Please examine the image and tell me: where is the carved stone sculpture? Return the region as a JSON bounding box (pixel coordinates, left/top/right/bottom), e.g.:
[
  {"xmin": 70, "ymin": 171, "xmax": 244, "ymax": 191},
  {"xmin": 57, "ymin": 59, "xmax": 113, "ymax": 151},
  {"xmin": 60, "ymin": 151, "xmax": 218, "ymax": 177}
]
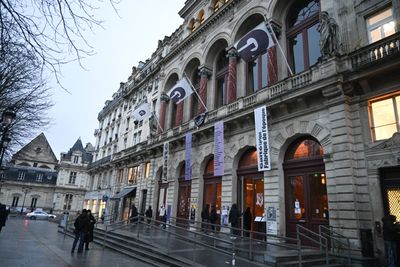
[{"xmin": 318, "ymin": 11, "xmax": 339, "ymax": 59}]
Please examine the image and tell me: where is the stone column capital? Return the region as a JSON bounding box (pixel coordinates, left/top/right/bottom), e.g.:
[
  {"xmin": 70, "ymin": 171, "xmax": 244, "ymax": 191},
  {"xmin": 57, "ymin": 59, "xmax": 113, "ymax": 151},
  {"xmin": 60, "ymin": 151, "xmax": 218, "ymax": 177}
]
[
  {"xmin": 198, "ymin": 66, "xmax": 212, "ymax": 78},
  {"xmin": 226, "ymin": 47, "xmax": 238, "ymax": 59}
]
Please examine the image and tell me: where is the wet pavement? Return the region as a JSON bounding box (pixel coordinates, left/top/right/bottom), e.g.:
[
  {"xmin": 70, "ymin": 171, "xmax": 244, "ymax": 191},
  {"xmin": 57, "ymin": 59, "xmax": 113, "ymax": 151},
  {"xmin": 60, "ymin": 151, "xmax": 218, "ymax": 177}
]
[{"xmin": 0, "ymin": 217, "xmax": 151, "ymax": 267}]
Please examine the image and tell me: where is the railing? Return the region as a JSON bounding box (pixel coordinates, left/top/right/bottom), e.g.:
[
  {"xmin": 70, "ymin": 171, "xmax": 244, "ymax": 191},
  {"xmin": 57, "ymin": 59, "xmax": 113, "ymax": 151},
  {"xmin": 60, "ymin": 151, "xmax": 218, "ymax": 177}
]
[
  {"xmin": 296, "ymin": 224, "xmax": 329, "ymax": 267},
  {"xmin": 350, "ymin": 32, "xmax": 400, "ymax": 69},
  {"xmin": 319, "ymin": 225, "xmax": 355, "ymax": 266}
]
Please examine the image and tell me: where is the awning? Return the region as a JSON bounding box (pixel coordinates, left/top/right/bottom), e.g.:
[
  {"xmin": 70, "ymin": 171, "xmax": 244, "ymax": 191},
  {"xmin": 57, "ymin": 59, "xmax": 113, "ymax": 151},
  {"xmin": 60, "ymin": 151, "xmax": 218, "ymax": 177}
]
[{"xmin": 110, "ymin": 187, "xmax": 136, "ymax": 200}]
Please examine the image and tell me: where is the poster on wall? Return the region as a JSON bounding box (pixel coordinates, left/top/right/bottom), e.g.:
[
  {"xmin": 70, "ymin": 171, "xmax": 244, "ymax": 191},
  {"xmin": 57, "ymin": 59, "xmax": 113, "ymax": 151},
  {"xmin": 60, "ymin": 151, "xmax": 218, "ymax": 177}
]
[
  {"xmin": 266, "ymin": 207, "xmax": 277, "ymax": 235},
  {"xmin": 214, "ymin": 121, "xmax": 224, "ymax": 176},
  {"xmin": 185, "ymin": 133, "xmax": 192, "ymax": 180},
  {"xmin": 254, "ymin": 106, "xmax": 271, "ymax": 171},
  {"xmin": 162, "ymin": 142, "xmax": 169, "ymax": 182}
]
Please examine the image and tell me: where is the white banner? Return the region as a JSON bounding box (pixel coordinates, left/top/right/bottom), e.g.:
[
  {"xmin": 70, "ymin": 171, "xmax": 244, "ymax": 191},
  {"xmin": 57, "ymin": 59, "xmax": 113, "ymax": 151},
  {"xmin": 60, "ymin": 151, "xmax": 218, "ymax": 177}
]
[
  {"xmin": 167, "ymin": 77, "xmax": 194, "ymax": 104},
  {"xmin": 214, "ymin": 121, "xmax": 224, "ymax": 176},
  {"xmin": 254, "ymin": 106, "xmax": 271, "ymax": 171},
  {"xmin": 131, "ymin": 103, "xmax": 151, "ymax": 121},
  {"xmin": 162, "ymin": 142, "xmax": 169, "ymax": 181}
]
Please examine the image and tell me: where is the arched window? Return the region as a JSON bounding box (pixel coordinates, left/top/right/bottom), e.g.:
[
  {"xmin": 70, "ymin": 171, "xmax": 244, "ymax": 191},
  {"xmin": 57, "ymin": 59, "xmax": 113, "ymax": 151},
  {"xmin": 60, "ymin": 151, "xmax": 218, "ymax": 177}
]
[
  {"xmin": 287, "ymin": 0, "xmax": 320, "ymax": 74},
  {"xmin": 238, "ymin": 148, "xmax": 258, "ymax": 169},
  {"xmin": 213, "ymin": 0, "xmax": 223, "ymax": 12},
  {"xmin": 189, "ymin": 19, "xmax": 196, "ymax": 32},
  {"xmin": 198, "ymin": 10, "xmax": 205, "ymax": 25},
  {"xmin": 285, "ymin": 137, "xmax": 323, "ymax": 161},
  {"xmin": 215, "ymin": 49, "xmax": 228, "ymax": 108}
]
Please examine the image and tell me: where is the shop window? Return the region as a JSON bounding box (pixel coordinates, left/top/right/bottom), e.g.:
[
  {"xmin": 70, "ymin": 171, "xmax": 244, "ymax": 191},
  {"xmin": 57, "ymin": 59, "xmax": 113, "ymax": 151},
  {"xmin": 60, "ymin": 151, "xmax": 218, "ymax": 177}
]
[
  {"xmin": 215, "ymin": 50, "xmax": 228, "ymax": 108},
  {"xmin": 366, "ymin": 7, "xmax": 395, "ymax": 43},
  {"xmin": 287, "ymin": 0, "xmax": 320, "ymax": 74},
  {"xmin": 369, "ymin": 93, "xmax": 400, "ymax": 141}
]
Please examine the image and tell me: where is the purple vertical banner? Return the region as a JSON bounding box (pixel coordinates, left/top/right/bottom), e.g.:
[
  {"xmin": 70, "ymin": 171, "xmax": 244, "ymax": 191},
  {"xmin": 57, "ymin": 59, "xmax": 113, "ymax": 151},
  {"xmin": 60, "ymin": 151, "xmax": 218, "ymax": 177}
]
[
  {"xmin": 214, "ymin": 121, "xmax": 224, "ymax": 176},
  {"xmin": 185, "ymin": 132, "xmax": 192, "ymax": 180}
]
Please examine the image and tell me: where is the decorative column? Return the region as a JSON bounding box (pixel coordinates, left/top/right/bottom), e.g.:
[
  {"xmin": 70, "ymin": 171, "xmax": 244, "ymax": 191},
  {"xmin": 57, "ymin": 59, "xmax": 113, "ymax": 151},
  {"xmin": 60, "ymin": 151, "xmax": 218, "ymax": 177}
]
[
  {"xmin": 158, "ymin": 93, "xmax": 169, "ymax": 133},
  {"xmin": 197, "ymin": 67, "xmax": 211, "ymax": 115},
  {"xmin": 175, "ymin": 102, "xmax": 184, "ymax": 126},
  {"xmin": 267, "ymin": 46, "xmax": 278, "ymax": 85},
  {"xmin": 226, "ymin": 48, "xmax": 238, "ymax": 104}
]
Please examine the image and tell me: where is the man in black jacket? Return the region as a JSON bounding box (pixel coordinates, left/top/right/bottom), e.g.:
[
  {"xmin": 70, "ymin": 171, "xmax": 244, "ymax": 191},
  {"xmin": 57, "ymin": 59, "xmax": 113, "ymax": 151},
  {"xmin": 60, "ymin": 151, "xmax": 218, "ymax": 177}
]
[{"xmin": 71, "ymin": 209, "xmax": 90, "ymax": 253}]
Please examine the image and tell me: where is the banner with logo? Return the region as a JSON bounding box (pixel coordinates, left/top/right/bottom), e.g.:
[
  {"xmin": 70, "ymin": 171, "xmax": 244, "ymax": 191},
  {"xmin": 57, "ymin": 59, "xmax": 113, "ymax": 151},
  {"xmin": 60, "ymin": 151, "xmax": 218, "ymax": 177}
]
[
  {"xmin": 254, "ymin": 106, "xmax": 271, "ymax": 171},
  {"xmin": 214, "ymin": 121, "xmax": 224, "ymax": 176},
  {"xmin": 185, "ymin": 133, "xmax": 192, "ymax": 181},
  {"xmin": 162, "ymin": 142, "xmax": 169, "ymax": 181},
  {"xmin": 131, "ymin": 102, "xmax": 151, "ymax": 121},
  {"xmin": 167, "ymin": 77, "xmax": 194, "ymax": 104},
  {"xmin": 234, "ymin": 22, "xmax": 275, "ymax": 62}
]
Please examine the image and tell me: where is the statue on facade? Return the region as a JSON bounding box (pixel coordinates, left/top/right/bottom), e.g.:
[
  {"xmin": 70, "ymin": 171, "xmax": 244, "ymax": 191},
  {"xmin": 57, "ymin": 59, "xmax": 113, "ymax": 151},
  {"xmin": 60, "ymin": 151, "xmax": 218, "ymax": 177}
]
[{"xmin": 318, "ymin": 11, "xmax": 339, "ymax": 59}]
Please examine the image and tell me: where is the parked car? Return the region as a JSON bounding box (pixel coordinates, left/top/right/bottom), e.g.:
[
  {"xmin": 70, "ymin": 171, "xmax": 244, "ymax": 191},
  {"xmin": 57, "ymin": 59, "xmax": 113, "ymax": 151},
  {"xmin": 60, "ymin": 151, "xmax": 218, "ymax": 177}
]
[{"xmin": 26, "ymin": 211, "xmax": 56, "ymax": 220}]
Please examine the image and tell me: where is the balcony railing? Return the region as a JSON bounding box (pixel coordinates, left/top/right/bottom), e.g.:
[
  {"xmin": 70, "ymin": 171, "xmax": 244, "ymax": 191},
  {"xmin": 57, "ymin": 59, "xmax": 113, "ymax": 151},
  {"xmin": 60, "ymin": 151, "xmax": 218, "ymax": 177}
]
[
  {"xmin": 350, "ymin": 32, "xmax": 400, "ymax": 69},
  {"xmin": 87, "ymin": 155, "xmax": 111, "ymax": 169}
]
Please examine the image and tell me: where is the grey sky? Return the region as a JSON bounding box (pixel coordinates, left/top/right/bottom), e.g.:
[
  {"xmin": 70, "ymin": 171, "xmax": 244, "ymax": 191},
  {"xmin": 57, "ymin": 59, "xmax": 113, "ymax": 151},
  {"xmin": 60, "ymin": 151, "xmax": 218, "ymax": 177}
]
[{"xmin": 44, "ymin": 1, "xmax": 186, "ymax": 158}]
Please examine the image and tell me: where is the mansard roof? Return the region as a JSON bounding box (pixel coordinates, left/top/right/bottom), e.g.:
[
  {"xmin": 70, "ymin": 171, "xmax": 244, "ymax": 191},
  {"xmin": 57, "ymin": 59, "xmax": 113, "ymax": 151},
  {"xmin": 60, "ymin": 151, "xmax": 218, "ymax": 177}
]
[
  {"xmin": 61, "ymin": 138, "xmax": 93, "ymax": 163},
  {"xmin": 12, "ymin": 133, "xmax": 58, "ymax": 164}
]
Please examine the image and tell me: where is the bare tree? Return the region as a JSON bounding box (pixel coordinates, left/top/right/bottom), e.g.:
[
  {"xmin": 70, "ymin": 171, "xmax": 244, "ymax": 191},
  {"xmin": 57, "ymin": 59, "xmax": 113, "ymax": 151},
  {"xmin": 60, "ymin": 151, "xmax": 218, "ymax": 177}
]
[
  {"xmin": 0, "ymin": 0, "xmax": 118, "ymax": 83},
  {"xmin": 0, "ymin": 36, "xmax": 52, "ymax": 158}
]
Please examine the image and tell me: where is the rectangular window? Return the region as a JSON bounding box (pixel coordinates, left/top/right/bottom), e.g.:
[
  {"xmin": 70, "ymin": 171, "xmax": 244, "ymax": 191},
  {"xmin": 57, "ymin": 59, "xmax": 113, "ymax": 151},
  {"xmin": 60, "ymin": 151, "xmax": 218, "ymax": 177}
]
[
  {"xmin": 63, "ymin": 194, "xmax": 73, "ymax": 210},
  {"xmin": 145, "ymin": 162, "xmax": 151, "ymax": 178},
  {"xmin": 18, "ymin": 171, "xmax": 25, "ymax": 180},
  {"xmin": 69, "ymin": 172, "xmax": 77, "ymax": 184},
  {"xmin": 366, "ymin": 7, "xmax": 395, "ymax": 43},
  {"xmin": 36, "ymin": 173, "xmax": 43, "ymax": 182},
  {"xmin": 12, "ymin": 196, "xmax": 19, "ymax": 207},
  {"xmin": 73, "ymin": 156, "xmax": 79, "ymax": 164},
  {"xmin": 128, "ymin": 166, "xmax": 140, "ymax": 184},
  {"xmin": 369, "ymin": 93, "xmax": 400, "ymax": 141},
  {"xmin": 30, "ymin": 197, "xmax": 38, "ymax": 208}
]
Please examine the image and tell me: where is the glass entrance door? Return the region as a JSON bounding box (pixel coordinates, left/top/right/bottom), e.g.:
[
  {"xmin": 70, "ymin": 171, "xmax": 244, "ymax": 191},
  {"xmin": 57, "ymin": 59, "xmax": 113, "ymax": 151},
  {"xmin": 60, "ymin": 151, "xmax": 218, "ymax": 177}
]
[
  {"xmin": 177, "ymin": 181, "xmax": 191, "ymax": 226},
  {"xmin": 204, "ymin": 178, "xmax": 222, "ymax": 226}
]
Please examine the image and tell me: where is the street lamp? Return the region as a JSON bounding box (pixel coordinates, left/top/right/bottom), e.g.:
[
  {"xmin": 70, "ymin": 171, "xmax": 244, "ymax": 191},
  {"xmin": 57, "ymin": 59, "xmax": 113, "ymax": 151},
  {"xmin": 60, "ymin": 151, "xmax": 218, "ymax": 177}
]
[
  {"xmin": 21, "ymin": 186, "xmax": 32, "ymax": 215},
  {"xmin": 0, "ymin": 108, "xmax": 16, "ymax": 168}
]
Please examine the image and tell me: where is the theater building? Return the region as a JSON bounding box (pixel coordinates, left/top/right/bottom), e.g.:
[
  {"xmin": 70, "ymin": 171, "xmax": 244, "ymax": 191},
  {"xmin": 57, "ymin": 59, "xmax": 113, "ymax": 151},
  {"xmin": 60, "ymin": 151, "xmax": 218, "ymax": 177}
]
[{"xmin": 92, "ymin": 0, "xmax": 400, "ymax": 258}]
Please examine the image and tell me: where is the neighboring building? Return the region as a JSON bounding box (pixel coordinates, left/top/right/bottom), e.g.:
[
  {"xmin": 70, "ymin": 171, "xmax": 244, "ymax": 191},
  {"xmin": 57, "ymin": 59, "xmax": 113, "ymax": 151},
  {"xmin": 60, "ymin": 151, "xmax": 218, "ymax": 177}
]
[
  {"xmin": 0, "ymin": 133, "xmax": 58, "ymax": 212},
  {"xmin": 88, "ymin": 0, "xmax": 400, "ymax": 263},
  {"xmin": 54, "ymin": 138, "xmax": 93, "ymax": 216}
]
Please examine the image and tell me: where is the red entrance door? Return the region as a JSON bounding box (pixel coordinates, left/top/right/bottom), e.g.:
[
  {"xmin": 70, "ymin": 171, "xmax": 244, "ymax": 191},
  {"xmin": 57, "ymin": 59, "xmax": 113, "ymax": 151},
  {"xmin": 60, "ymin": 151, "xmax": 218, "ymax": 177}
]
[{"xmin": 283, "ymin": 137, "xmax": 329, "ymax": 240}]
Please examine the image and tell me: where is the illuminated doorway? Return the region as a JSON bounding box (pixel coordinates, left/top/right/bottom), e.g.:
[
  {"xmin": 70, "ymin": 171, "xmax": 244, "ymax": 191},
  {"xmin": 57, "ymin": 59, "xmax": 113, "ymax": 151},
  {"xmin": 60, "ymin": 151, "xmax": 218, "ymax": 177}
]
[
  {"xmin": 203, "ymin": 157, "xmax": 222, "ymax": 228},
  {"xmin": 177, "ymin": 164, "xmax": 191, "ymax": 226},
  {"xmin": 283, "ymin": 137, "xmax": 329, "ymax": 238}
]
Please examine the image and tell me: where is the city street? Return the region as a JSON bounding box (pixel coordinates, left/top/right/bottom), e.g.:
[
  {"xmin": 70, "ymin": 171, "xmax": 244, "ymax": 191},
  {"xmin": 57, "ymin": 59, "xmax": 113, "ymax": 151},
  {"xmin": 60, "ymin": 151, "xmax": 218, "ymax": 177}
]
[{"xmin": 0, "ymin": 217, "xmax": 151, "ymax": 267}]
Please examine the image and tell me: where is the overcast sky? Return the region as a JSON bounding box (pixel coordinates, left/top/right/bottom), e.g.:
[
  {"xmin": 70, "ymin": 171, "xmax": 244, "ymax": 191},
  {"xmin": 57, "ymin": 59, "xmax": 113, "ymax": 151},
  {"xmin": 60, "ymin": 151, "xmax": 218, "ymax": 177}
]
[{"xmin": 44, "ymin": 1, "xmax": 186, "ymax": 158}]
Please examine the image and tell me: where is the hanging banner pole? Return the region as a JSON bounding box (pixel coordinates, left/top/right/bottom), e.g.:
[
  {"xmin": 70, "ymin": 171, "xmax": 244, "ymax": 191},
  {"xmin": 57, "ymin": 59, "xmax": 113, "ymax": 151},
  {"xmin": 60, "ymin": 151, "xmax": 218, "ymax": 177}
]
[{"xmin": 183, "ymin": 72, "xmax": 208, "ymax": 112}]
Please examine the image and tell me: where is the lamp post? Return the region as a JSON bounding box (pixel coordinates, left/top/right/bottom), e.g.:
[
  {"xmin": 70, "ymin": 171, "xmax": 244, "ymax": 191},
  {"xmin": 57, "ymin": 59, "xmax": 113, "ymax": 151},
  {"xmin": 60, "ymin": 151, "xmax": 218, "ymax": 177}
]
[
  {"xmin": 0, "ymin": 108, "xmax": 16, "ymax": 167},
  {"xmin": 21, "ymin": 186, "xmax": 32, "ymax": 215}
]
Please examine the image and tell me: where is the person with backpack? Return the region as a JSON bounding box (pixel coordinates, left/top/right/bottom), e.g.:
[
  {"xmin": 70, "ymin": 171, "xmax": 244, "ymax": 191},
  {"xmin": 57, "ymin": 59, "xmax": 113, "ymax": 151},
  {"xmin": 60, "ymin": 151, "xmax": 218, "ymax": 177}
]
[{"xmin": 71, "ymin": 209, "xmax": 90, "ymax": 253}]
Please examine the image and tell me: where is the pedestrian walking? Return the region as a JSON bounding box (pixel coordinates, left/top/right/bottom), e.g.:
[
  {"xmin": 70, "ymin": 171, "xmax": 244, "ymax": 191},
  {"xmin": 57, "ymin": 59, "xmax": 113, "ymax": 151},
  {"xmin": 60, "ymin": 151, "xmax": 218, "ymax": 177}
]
[
  {"xmin": 145, "ymin": 206, "xmax": 153, "ymax": 227},
  {"xmin": 243, "ymin": 207, "xmax": 252, "ymax": 237},
  {"xmin": 130, "ymin": 204, "xmax": 138, "ymax": 224},
  {"xmin": 0, "ymin": 203, "xmax": 9, "ymax": 233},
  {"xmin": 382, "ymin": 215, "xmax": 400, "ymax": 267},
  {"xmin": 85, "ymin": 209, "xmax": 96, "ymax": 250},
  {"xmin": 201, "ymin": 204, "xmax": 210, "ymax": 233},
  {"xmin": 159, "ymin": 205, "xmax": 166, "ymax": 229},
  {"xmin": 210, "ymin": 205, "xmax": 218, "ymax": 233},
  {"xmin": 229, "ymin": 204, "xmax": 241, "ymax": 237},
  {"xmin": 71, "ymin": 209, "xmax": 90, "ymax": 253}
]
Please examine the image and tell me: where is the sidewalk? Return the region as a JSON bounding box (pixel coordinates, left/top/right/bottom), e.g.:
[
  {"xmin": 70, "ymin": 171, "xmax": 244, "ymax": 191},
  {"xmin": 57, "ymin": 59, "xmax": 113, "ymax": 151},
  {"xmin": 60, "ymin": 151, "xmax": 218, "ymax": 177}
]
[{"xmin": 0, "ymin": 217, "xmax": 152, "ymax": 267}]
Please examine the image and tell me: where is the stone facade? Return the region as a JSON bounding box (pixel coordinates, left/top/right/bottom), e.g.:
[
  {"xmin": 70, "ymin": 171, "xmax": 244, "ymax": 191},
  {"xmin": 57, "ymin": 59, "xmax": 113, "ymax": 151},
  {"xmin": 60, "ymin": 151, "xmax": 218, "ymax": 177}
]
[{"xmin": 88, "ymin": 0, "xmax": 400, "ymax": 262}]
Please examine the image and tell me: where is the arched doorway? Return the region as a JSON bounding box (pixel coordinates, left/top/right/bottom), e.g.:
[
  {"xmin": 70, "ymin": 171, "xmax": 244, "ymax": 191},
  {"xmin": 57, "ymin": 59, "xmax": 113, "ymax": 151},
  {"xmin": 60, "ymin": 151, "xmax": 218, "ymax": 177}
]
[
  {"xmin": 203, "ymin": 157, "xmax": 222, "ymax": 227},
  {"xmin": 237, "ymin": 148, "xmax": 264, "ymax": 233},
  {"xmin": 283, "ymin": 137, "xmax": 329, "ymax": 238},
  {"xmin": 177, "ymin": 164, "xmax": 191, "ymax": 226}
]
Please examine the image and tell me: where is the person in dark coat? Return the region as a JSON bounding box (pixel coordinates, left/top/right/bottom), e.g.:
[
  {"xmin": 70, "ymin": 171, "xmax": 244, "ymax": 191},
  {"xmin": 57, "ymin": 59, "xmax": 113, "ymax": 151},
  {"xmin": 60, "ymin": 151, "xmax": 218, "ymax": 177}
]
[
  {"xmin": 71, "ymin": 209, "xmax": 90, "ymax": 253},
  {"xmin": 145, "ymin": 206, "xmax": 153, "ymax": 227},
  {"xmin": 229, "ymin": 204, "xmax": 241, "ymax": 237},
  {"xmin": 0, "ymin": 204, "xmax": 8, "ymax": 233},
  {"xmin": 243, "ymin": 207, "xmax": 252, "ymax": 237},
  {"xmin": 382, "ymin": 215, "xmax": 400, "ymax": 267},
  {"xmin": 201, "ymin": 204, "xmax": 210, "ymax": 233},
  {"xmin": 85, "ymin": 209, "xmax": 96, "ymax": 250},
  {"xmin": 130, "ymin": 204, "xmax": 138, "ymax": 224},
  {"xmin": 209, "ymin": 205, "xmax": 218, "ymax": 233}
]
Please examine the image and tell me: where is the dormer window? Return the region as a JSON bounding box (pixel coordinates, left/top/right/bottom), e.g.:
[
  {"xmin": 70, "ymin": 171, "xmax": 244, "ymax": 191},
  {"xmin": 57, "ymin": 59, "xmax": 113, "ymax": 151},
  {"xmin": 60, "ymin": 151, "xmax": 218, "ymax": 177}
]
[{"xmin": 73, "ymin": 156, "xmax": 79, "ymax": 164}]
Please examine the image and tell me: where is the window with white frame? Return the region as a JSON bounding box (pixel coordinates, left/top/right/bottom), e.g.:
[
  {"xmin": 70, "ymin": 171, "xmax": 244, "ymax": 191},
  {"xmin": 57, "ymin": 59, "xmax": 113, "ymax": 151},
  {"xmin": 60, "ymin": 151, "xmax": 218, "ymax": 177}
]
[
  {"xmin": 69, "ymin": 171, "xmax": 77, "ymax": 184},
  {"xmin": 73, "ymin": 155, "xmax": 79, "ymax": 164},
  {"xmin": 366, "ymin": 7, "xmax": 396, "ymax": 43},
  {"xmin": 18, "ymin": 171, "xmax": 26, "ymax": 180},
  {"xmin": 369, "ymin": 92, "xmax": 400, "ymax": 141},
  {"xmin": 63, "ymin": 194, "xmax": 73, "ymax": 210},
  {"xmin": 36, "ymin": 173, "xmax": 43, "ymax": 182}
]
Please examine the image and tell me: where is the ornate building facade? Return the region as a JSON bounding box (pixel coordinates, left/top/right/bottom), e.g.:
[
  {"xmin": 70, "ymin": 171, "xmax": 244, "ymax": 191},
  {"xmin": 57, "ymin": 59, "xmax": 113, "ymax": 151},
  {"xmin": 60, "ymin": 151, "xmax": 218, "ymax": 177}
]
[{"xmin": 89, "ymin": 0, "xmax": 400, "ymax": 260}]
